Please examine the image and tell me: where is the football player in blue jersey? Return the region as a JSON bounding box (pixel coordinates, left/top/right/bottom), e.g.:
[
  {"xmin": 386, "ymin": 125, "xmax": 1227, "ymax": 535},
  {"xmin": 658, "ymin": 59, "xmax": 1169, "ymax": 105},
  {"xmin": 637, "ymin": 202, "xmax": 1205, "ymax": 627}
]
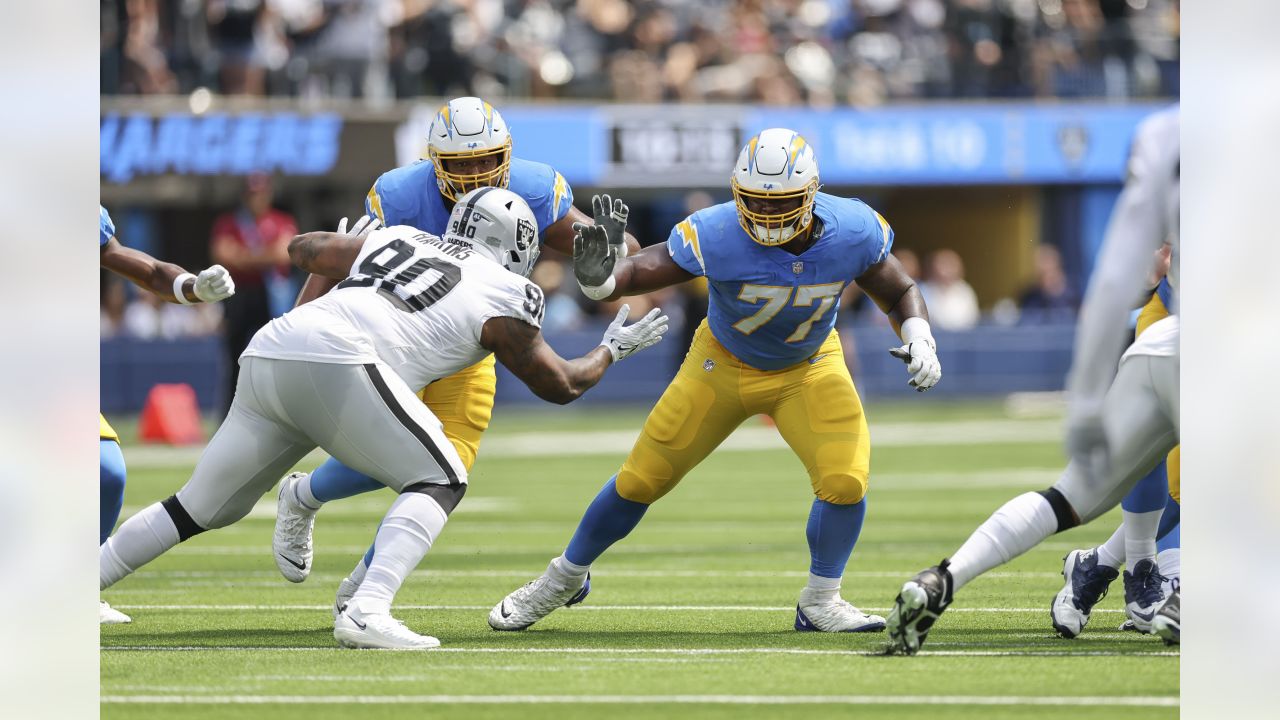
[
  {"xmin": 99, "ymin": 205, "xmax": 235, "ymax": 623},
  {"xmin": 272, "ymin": 97, "xmax": 643, "ymax": 612},
  {"xmin": 488, "ymin": 128, "xmax": 942, "ymax": 633}
]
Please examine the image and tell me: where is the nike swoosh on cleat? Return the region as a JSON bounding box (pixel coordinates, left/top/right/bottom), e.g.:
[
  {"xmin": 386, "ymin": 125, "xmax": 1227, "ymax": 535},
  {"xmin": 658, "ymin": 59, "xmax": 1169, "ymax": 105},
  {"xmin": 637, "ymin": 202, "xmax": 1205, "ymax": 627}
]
[
  {"xmin": 278, "ymin": 554, "xmax": 307, "ymax": 571},
  {"xmin": 808, "ymin": 354, "xmax": 829, "ymax": 364},
  {"xmin": 349, "ymin": 614, "xmax": 366, "ymax": 630},
  {"xmin": 1130, "ymin": 609, "xmax": 1156, "ymax": 622},
  {"xmin": 500, "ymin": 601, "xmax": 513, "ymax": 619}
]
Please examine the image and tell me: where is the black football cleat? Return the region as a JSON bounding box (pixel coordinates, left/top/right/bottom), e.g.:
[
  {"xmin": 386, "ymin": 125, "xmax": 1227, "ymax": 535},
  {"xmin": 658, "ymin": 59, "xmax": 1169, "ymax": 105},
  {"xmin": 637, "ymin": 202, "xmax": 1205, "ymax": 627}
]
[{"xmin": 886, "ymin": 559, "xmax": 955, "ymax": 655}]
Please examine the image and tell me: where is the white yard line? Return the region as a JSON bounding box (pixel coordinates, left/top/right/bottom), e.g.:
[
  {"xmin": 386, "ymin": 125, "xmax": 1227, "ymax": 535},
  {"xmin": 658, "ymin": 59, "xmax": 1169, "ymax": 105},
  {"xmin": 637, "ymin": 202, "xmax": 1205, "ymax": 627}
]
[
  {"xmin": 130, "ymin": 568, "xmax": 1062, "ymax": 580},
  {"xmin": 112, "ymin": 603, "xmax": 1121, "ymax": 613},
  {"xmin": 124, "ymin": 419, "xmax": 1061, "ymax": 468},
  {"xmin": 100, "ymin": 693, "xmax": 1175, "ymax": 707},
  {"xmin": 101, "ymin": 646, "xmax": 1177, "ymax": 659}
]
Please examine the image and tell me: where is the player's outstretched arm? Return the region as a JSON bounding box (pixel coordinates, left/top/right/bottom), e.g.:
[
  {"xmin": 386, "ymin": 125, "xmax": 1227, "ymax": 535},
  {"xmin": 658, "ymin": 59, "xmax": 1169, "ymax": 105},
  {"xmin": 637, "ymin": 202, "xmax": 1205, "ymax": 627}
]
[
  {"xmin": 482, "ymin": 305, "xmax": 668, "ymax": 405},
  {"xmin": 573, "ymin": 223, "xmax": 694, "ymax": 301},
  {"xmin": 100, "ymin": 237, "xmax": 235, "ymax": 304},
  {"xmin": 292, "ymin": 216, "xmax": 382, "ymax": 306},
  {"xmin": 857, "ymin": 254, "xmax": 942, "ymax": 392}
]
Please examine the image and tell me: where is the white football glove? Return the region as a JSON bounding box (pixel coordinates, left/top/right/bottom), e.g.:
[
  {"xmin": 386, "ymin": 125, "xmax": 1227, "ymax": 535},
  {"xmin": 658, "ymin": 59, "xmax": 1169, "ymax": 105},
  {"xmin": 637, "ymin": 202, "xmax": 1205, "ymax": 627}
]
[
  {"xmin": 193, "ymin": 265, "xmax": 235, "ymax": 303},
  {"xmin": 888, "ymin": 338, "xmax": 941, "ymax": 392},
  {"xmin": 600, "ymin": 305, "xmax": 669, "ymax": 362},
  {"xmin": 337, "ymin": 214, "xmax": 382, "ymax": 239},
  {"xmin": 1065, "ymin": 400, "xmax": 1109, "ymax": 484}
]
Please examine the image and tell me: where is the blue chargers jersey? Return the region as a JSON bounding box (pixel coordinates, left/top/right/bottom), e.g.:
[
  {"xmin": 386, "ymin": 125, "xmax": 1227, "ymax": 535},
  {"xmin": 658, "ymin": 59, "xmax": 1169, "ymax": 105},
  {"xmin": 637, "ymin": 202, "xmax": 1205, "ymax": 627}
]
[
  {"xmin": 100, "ymin": 205, "xmax": 115, "ymax": 247},
  {"xmin": 667, "ymin": 193, "xmax": 894, "ymax": 370},
  {"xmin": 364, "ymin": 157, "xmax": 574, "ymax": 238}
]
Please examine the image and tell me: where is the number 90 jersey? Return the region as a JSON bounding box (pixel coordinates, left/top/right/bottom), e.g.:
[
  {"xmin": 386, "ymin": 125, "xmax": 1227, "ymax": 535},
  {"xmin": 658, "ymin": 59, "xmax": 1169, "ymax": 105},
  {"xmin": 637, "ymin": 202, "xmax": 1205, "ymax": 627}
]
[
  {"xmin": 243, "ymin": 225, "xmax": 545, "ymax": 390},
  {"xmin": 667, "ymin": 193, "xmax": 893, "ymax": 370}
]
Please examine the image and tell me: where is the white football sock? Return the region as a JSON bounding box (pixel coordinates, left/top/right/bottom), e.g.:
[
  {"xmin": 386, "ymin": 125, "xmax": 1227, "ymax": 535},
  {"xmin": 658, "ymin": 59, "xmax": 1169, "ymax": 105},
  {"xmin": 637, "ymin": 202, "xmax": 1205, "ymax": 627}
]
[
  {"xmin": 948, "ymin": 492, "xmax": 1059, "ymax": 590},
  {"xmin": 1123, "ymin": 509, "xmax": 1161, "ymax": 569},
  {"xmin": 804, "ymin": 573, "xmax": 841, "ymax": 599},
  {"xmin": 100, "ymin": 502, "xmax": 180, "ymax": 590},
  {"xmin": 295, "ymin": 474, "xmax": 323, "ymax": 511},
  {"xmin": 547, "ymin": 554, "xmax": 590, "ymax": 584},
  {"xmin": 1096, "ymin": 523, "xmax": 1126, "ymax": 569},
  {"xmin": 1157, "ymin": 547, "xmax": 1180, "ymax": 582},
  {"xmin": 351, "ymin": 493, "xmax": 448, "ymax": 615}
]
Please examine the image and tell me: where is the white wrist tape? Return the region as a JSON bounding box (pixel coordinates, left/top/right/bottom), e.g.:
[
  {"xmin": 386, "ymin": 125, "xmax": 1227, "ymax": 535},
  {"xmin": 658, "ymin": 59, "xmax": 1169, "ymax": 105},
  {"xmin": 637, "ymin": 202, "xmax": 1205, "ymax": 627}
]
[
  {"xmin": 173, "ymin": 273, "xmax": 197, "ymax": 304},
  {"xmin": 578, "ymin": 275, "xmax": 617, "ymax": 301},
  {"xmin": 900, "ymin": 316, "xmax": 935, "ymax": 349}
]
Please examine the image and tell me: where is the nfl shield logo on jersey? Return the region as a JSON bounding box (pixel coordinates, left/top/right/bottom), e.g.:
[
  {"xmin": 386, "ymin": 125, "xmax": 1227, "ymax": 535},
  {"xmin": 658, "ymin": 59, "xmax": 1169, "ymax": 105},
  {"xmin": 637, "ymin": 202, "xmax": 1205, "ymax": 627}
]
[
  {"xmin": 703, "ymin": 359, "xmax": 715, "ymax": 372},
  {"xmin": 792, "ymin": 261, "xmax": 804, "ymax": 275}
]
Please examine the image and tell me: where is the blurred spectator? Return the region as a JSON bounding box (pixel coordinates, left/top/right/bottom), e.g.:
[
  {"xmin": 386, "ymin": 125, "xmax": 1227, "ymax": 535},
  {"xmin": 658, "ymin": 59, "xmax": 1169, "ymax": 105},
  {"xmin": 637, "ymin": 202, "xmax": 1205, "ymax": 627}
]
[
  {"xmin": 920, "ymin": 248, "xmax": 979, "ymax": 330},
  {"xmin": 120, "ymin": 291, "xmax": 225, "ymax": 340},
  {"xmin": 531, "ymin": 258, "xmax": 586, "ymax": 331},
  {"xmin": 210, "ymin": 174, "xmax": 297, "ymax": 411},
  {"xmin": 101, "ymin": 277, "xmax": 128, "ymax": 339},
  {"xmin": 103, "ymin": 0, "xmax": 1178, "ymax": 103},
  {"xmin": 1017, "ymin": 244, "xmax": 1079, "ymax": 324}
]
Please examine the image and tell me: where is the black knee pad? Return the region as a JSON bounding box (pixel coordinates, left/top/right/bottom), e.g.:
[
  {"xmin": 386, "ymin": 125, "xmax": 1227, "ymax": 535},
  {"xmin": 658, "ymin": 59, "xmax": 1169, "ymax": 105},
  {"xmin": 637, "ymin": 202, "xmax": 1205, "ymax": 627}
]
[
  {"xmin": 1037, "ymin": 487, "xmax": 1081, "ymax": 533},
  {"xmin": 402, "ymin": 482, "xmax": 467, "ymax": 515},
  {"xmin": 161, "ymin": 495, "xmax": 208, "ymax": 542}
]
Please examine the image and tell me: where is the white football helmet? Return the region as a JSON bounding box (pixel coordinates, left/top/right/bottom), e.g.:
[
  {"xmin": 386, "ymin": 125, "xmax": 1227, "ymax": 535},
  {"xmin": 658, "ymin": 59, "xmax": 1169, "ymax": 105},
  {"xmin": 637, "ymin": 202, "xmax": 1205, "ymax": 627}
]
[
  {"xmin": 427, "ymin": 96, "xmax": 513, "ymax": 202},
  {"xmin": 445, "ymin": 187, "xmax": 541, "ymax": 278},
  {"xmin": 731, "ymin": 128, "xmax": 820, "ymax": 246}
]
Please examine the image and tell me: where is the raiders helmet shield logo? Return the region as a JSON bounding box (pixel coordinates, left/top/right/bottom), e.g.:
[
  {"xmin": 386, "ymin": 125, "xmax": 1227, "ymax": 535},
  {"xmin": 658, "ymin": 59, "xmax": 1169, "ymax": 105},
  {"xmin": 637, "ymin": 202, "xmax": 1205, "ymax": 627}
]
[{"xmin": 515, "ymin": 217, "xmax": 536, "ymax": 251}]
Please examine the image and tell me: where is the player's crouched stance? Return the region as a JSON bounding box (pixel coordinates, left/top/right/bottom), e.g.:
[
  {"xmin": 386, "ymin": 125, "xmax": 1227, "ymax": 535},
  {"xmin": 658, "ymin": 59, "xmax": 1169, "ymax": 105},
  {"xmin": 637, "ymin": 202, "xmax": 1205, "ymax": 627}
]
[
  {"xmin": 490, "ymin": 129, "xmax": 942, "ymax": 634},
  {"xmin": 99, "ymin": 189, "xmax": 667, "ymax": 650}
]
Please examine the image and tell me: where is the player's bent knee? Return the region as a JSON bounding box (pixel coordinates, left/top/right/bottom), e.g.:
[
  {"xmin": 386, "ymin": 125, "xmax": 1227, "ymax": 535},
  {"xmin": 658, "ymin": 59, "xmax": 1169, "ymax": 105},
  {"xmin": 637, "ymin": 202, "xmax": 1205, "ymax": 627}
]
[
  {"xmin": 815, "ymin": 472, "xmax": 867, "ymax": 505},
  {"xmin": 161, "ymin": 495, "xmax": 209, "ymax": 540},
  {"xmin": 403, "ymin": 481, "xmax": 467, "ymax": 515}
]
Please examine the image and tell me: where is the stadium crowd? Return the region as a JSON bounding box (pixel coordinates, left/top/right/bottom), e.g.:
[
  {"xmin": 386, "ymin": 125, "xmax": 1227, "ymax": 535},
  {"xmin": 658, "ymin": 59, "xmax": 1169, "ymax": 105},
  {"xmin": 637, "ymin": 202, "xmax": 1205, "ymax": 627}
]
[{"xmin": 103, "ymin": 0, "xmax": 1178, "ymax": 104}]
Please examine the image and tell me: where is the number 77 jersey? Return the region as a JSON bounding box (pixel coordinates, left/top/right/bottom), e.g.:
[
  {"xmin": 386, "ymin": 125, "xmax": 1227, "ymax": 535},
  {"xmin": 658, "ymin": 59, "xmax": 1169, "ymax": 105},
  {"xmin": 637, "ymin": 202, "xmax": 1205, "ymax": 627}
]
[
  {"xmin": 243, "ymin": 225, "xmax": 545, "ymax": 390},
  {"xmin": 668, "ymin": 193, "xmax": 894, "ymax": 370}
]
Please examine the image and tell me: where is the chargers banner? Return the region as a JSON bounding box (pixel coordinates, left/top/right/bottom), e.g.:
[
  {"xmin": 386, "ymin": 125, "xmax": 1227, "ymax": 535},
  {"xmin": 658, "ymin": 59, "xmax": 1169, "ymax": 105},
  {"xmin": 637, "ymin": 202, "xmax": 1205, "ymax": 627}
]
[{"xmin": 397, "ymin": 102, "xmax": 1168, "ymax": 187}]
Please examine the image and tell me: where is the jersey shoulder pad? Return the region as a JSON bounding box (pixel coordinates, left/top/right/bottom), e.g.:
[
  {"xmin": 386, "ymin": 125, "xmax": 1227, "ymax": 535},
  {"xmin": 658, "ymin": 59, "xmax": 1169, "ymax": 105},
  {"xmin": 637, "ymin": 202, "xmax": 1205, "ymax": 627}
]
[
  {"xmin": 822, "ymin": 194, "xmax": 893, "ymax": 268},
  {"xmin": 509, "ymin": 158, "xmax": 573, "ymax": 230},
  {"xmin": 473, "ymin": 262, "xmax": 545, "ymax": 330},
  {"xmin": 368, "ymin": 161, "xmax": 434, "ymax": 224},
  {"xmin": 99, "ymin": 205, "xmax": 115, "ymax": 247},
  {"xmin": 667, "ymin": 202, "xmax": 738, "ymax": 278}
]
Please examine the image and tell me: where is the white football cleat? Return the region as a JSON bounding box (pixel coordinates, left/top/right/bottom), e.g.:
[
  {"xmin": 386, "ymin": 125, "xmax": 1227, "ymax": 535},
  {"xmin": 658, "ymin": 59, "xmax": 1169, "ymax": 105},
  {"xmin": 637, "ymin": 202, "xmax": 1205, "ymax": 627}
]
[
  {"xmin": 273, "ymin": 472, "xmax": 317, "ymax": 583},
  {"xmin": 795, "ymin": 588, "xmax": 885, "ymax": 633},
  {"xmin": 1050, "ymin": 548, "xmax": 1119, "ymax": 638},
  {"xmin": 333, "ymin": 598, "xmax": 439, "ymax": 650},
  {"xmin": 488, "ymin": 572, "xmax": 591, "ymax": 631},
  {"xmin": 1122, "ymin": 559, "xmax": 1168, "ymax": 634},
  {"xmin": 332, "ymin": 576, "xmax": 361, "ymax": 621},
  {"xmin": 100, "ymin": 600, "xmax": 131, "ymax": 625}
]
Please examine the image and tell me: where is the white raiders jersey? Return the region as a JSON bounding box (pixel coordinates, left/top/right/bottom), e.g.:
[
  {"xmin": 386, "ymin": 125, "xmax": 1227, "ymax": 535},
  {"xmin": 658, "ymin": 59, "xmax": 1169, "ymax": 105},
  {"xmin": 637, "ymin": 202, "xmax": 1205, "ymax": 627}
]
[
  {"xmin": 1122, "ymin": 107, "xmax": 1180, "ymax": 362},
  {"xmin": 243, "ymin": 225, "xmax": 545, "ymax": 390}
]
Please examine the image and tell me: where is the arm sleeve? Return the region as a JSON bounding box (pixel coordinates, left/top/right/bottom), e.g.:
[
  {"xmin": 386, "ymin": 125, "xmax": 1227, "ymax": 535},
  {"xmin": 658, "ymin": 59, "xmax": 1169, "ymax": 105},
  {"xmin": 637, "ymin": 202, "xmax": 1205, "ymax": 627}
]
[
  {"xmin": 870, "ymin": 208, "xmax": 895, "ymax": 264},
  {"xmin": 665, "ymin": 215, "xmax": 707, "ymax": 277},
  {"xmin": 99, "ymin": 206, "xmax": 115, "ymax": 247},
  {"xmin": 1066, "ymin": 121, "xmax": 1174, "ymax": 407},
  {"xmin": 365, "ymin": 178, "xmax": 387, "ymax": 224},
  {"xmin": 525, "ymin": 168, "xmax": 575, "ymax": 232}
]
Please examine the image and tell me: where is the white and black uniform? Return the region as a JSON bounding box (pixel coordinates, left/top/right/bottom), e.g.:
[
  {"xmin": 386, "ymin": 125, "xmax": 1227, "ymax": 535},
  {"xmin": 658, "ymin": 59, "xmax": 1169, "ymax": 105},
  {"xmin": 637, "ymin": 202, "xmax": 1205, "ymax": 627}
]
[
  {"xmin": 1056, "ymin": 107, "xmax": 1180, "ymax": 521},
  {"xmin": 177, "ymin": 225, "xmax": 544, "ymax": 529}
]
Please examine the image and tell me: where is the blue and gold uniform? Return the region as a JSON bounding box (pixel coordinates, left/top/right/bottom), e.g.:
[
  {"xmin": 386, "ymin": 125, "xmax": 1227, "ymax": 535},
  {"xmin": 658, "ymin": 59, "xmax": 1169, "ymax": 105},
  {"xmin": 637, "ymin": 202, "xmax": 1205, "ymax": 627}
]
[
  {"xmin": 99, "ymin": 206, "xmax": 126, "ymax": 543},
  {"xmin": 353, "ymin": 158, "xmax": 573, "ymax": 470},
  {"xmin": 615, "ymin": 193, "xmax": 893, "ymax": 506}
]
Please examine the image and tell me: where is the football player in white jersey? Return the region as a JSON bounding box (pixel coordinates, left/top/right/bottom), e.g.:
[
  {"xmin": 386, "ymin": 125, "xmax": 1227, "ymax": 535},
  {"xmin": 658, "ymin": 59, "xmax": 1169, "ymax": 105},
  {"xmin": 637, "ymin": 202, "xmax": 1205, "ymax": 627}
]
[
  {"xmin": 99, "ymin": 188, "xmax": 668, "ymax": 650},
  {"xmin": 887, "ymin": 107, "xmax": 1180, "ymax": 653}
]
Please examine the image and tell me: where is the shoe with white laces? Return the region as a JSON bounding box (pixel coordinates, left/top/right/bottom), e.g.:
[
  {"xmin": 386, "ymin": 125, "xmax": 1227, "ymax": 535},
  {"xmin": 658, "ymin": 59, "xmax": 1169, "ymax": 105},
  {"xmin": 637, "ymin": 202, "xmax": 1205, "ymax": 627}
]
[
  {"xmin": 795, "ymin": 589, "xmax": 885, "ymax": 633},
  {"xmin": 273, "ymin": 472, "xmax": 316, "ymax": 583},
  {"xmin": 488, "ymin": 572, "xmax": 591, "ymax": 631},
  {"xmin": 332, "ymin": 576, "xmax": 361, "ymax": 621},
  {"xmin": 100, "ymin": 600, "xmax": 131, "ymax": 625},
  {"xmin": 1122, "ymin": 559, "xmax": 1169, "ymax": 634},
  {"xmin": 1051, "ymin": 548, "xmax": 1119, "ymax": 638},
  {"xmin": 333, "ymin": 598, "xmax": 440, "ymax": 650}
]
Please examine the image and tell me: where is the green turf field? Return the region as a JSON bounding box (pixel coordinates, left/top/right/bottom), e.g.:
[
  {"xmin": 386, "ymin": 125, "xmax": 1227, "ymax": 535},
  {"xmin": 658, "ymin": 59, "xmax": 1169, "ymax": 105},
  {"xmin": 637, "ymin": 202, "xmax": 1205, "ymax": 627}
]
[{"xmin": 100, "ymin": 400, "xmax": 1178, "ymax": 718}]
